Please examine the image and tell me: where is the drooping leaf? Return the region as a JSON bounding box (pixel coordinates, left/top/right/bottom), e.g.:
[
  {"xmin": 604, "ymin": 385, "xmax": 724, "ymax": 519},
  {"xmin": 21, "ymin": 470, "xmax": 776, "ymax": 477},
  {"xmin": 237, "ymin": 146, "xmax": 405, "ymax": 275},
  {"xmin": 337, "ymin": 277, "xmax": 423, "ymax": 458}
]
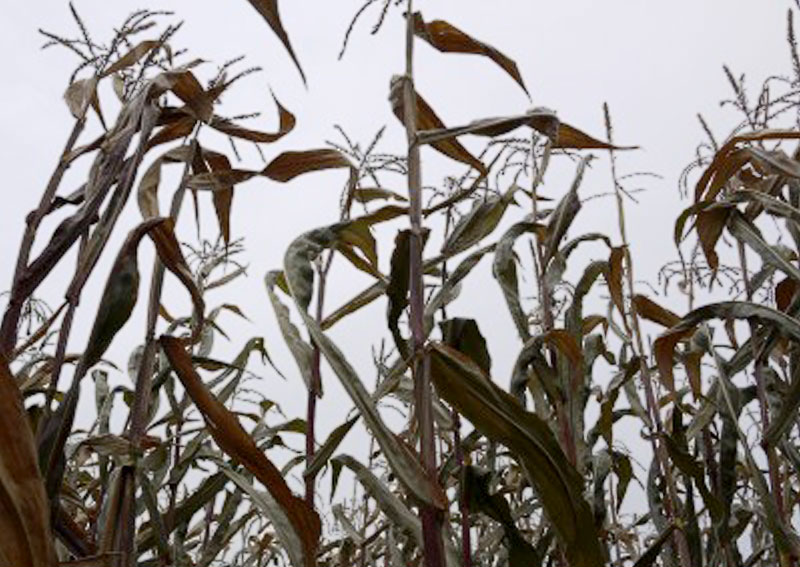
[
  {"xmin": 440, "ymin": 318, "xmax": 492, "ymax": 375},
  {"xmin": 389, "ymin": 77, "xmax": 486, "ymax": 174},
  {"xmin": 415, "ymin": 108, "xmax": 637, "ymax": 151},
  {"xmin": 334, "ymin": 455, "xmax": 460, "ymax": 567},
  {"xmin": 209, "ymin": 92, "xmax": 296, "ymax": 143},
  {"xmin": 64, "ymin": 77, "xmax": 98, "ymax": 119},
  {"xmin": 282, "ymin": 223, "xmax": 447, "ymax": 510},
  {"xmin": 147, "ymin": 219, "xmax": 205, "ymax": 339},
  {"xmin": 244, "ymin": 0, "xmax": 306, "ymax": 84},
  {"xmin": 263, "ymin": 149, "xmax": 354, "ymax": 182},
  {"xmin": 387, "ymin": 230, "xmax": 413, "ymax": 358},
  {"xmin": 542, "ymin": 158, "xmax": 590, "ymax": 265},
  {"xmin": 694, "ymin": 129, "xmax": 800, "ymax": 202},
  {"xmin": 632, "ymin": 295, "xmax": 681, "ymax": 328},
  {"xmin": 265, "ymin": 272, "xmax": 315, "ymax": 391},
  {"xmin": 429, "ymin": 343, "xmax": 606, "ymax": 567},
  {"xmin": 411, "ymin": 12, "xmax": 529, "ymax": 95},
  {"xmin": 492, "ymin": 221, "xmax": 538, "ymax": 341},
  {"xmin": 160, "ymin": 336, "xmax": 320, "ymax": 567},
  {"xmin": 655, "ymin": 301, "xmax": 800, "ymax": 392},
  {"xmin": 0, "ymin": 355, "xmax": 54, "ymax": 567}
]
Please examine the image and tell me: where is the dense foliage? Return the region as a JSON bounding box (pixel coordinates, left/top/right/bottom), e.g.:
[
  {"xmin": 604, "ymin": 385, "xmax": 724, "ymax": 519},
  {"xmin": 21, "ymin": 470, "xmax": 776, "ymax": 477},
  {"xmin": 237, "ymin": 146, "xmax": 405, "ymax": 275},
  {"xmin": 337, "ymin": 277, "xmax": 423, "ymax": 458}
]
[{"xmin": 3, "ymin": 2, "xmax": 800, "ymax": 567}]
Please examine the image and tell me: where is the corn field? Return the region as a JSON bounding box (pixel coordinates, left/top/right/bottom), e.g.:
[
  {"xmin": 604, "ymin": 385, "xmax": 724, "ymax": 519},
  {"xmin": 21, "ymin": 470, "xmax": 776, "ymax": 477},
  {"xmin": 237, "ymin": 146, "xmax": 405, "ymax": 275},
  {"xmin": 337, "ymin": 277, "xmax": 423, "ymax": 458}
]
[{"xmin": 3, "ymin": 2, "xmax": 800, "ymax": 567}]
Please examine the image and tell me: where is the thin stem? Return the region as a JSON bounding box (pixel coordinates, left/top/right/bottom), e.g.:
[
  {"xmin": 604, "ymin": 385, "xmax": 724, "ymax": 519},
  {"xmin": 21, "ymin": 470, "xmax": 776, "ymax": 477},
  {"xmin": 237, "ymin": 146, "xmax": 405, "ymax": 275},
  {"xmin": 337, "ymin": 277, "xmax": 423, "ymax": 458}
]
[
  {"xmin": 0, "ymin": 116, "xmax": 87, "ymax": 355},
  {"xmin": 402, "ymin": 2, "xmax": 444, "ymax": 566},
  {"xmin": 604, "ymin": 103, "xmax": 692, "ymax": 567}
]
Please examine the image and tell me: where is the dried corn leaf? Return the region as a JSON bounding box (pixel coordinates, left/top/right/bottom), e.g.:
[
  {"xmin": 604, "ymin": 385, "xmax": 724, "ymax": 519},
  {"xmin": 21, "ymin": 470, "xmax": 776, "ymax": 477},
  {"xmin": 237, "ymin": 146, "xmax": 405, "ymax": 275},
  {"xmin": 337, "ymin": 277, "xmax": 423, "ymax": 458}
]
[
  {"xmin": 411, "ymin": 12, "xmax": 528, "ymax": 95},
  {"xmin": 161, "ymin": 336, "xmax": 320, "ymax": 567},
  {"xmin": 0, "ymin": 355, "xmax": 54, "ymax": 567}
]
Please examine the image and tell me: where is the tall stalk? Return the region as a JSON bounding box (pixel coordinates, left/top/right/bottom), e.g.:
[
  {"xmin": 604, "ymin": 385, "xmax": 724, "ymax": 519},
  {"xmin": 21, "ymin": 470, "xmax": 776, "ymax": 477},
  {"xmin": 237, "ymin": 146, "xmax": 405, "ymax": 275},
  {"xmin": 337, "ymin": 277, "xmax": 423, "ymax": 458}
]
[
  {"xmin": 604, "ymin": 103, "xmax": 692, "ymax": 567},
  {"xmin": 402, "ymin": 2, "xmax": 444, "ymax": 566}
]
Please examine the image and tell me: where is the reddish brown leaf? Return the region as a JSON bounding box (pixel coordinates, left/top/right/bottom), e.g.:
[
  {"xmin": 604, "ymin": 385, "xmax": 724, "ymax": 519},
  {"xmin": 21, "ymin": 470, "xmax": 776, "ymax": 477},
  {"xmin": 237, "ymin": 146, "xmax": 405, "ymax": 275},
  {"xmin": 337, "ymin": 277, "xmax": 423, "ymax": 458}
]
[
  {"xmin": 776, "ymin": 277, "xmax": 799, "ymax": 312},
  {"xmin": 411, "ymin": 12, "xmax": 529, "ymax": 96},
  {"xmin": 244, "ymin": 0, "xmax": 306, "ymax": 85},
  {"xmin": 147, "ymin": 114, "xmax": 197, "ymax": 150},
  {"xmin": 263, "ymin": 149, "xmax": 354, "ymax": 182},
  {"xmin": 607, "ymin": 247, "xmax": 627, "ymax": 328},
  {"xmin": 696, "ymin": 205, "xmax": 732, "ymax": 271},
  {"xmin": 203, "ymin": 151, "xmax": 235, "ymax": 244},
  {"xmin": 0, "ymin": 355, "xmax": 55, "ymax": 567},
  {"xmin": 695, "ymin": 129, "xmax": 800, "ymax": 202},
  {"xmin": 209, "ymin": 92, "xmax": 296, "ymax": 143},
  {"xmin": 389, "ymin": 77, "xmax": 487, "ymax": 174},
  {"xmin": 632, "ymin": 295, "xmax": 681, "ymax": 328},
  {"xmin": 160, "ymin": 336, "xmax": 320, "ymax": 567},
  {"xmin": 147, "ymin": 220, "xmax": 205, "ymax": 339}
]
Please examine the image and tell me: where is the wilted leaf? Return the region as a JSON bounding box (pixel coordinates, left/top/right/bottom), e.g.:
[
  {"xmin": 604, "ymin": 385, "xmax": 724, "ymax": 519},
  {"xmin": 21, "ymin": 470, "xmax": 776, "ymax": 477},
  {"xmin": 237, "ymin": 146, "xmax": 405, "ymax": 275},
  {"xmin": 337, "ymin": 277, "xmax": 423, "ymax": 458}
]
[
  {"xmin": 442, "ymin": 184, "xmax": 517, "ymax": 256},
  {"xmin": 334, "ymin": 455, "xmax": 460, "ymax": 567},
  {"xmin": 146, "ymin": 219, "xmax": 205, "ymax": 339},
  {"xmin": 282, "ymin": 223, "xmax": 447, "ymax": 510},
  {"xmin": 632, "ymin": 295, "xmax": 681, "ymax": 328},
  {"xmin": 415, "ymin": 107, "xmax": 636, "ymax": 151},
  {"xmin": 244, "ymin": 0, "xmax": 306, "ymax": 84},
  {"xmin": 542, "ymin": 158, "xmax": 590, "ymax": 265},
  {"xmin": 160, "ymin": 336, "xmax": 320, "ymax": 567},
  {"xmin": 265, "ymin": 271, "xmax": 315, "ymax": 392},
  {"xmin": 0, "ymin": 355, "xmax": 54, "ymax": 567},
  {"xmin": 429, "ymin": 343, "xmax": 605, "ymax": 567},
  {"xmin": 387, "ymin": 230, "xmax": 413, "ymax": 358},
  {"xmin": 102, "ymin": 40, "xmax": 162, "ymax": 77},
  {"xmin": 694, "ymin": 129, "xmax": 800, "ymax": 202},
  {"xmin": 389, "ymin": 77, "xmax": 486, "ymax": 174},
  {"xmin": 263, "ymin": 149, "xmax": 354, "ymax": 182},
  {"xmin": 64, "ymin": 77, "xmax": 98, "ymax": 119},
  {"xmin": 209, "ymin": 92, "xmax": 296, "ymax": 143},
  {"xmin": 411, "ymin": 12, "xmax": 529, "ymax": 95}
]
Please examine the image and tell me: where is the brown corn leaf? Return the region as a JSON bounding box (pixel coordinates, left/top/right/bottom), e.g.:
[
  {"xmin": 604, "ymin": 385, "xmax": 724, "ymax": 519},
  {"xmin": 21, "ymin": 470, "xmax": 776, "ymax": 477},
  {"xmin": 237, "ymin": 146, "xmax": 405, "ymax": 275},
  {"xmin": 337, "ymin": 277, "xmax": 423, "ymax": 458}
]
[
  {"xmin": 0, "ymin": 355, "xmax": 54, "ymax": 567},
  {"xmin": 655, "ymin": 301, "xmax": 800, "ymax": 391},
  {"xmin": 147, "ymin": 113, "xmax": 197, "ymax": 150},
  {"xmin": 695, "ymin": 129, "xmax": 800, "ymax": 202},
  {"xmin": 776, "ymin": 277, "xmax": 799, "ymax": 312},
  {"xmin": 353, "ymin": 188, "xmax": 407, "ymax": 203},
  {"xmin": 146, "ymin": 220, "xmax": 205, "ymax": 339},
  {"xmin": 632, "ymin": 295, "xmax": 681, "ymax": 328},
  {"xmin": 415, "ymin": 108, "xmax": 636, "ymax": 151},
  {"xmin": 263, "ymin": 149, "xmax": 354, "ymax": 182},
  {"xmin": 160, "ymin": 336, "xmax": 320, "ymax": 567},
  {"xmin": 203, "ymin": 151, "xmax": 235, "ymax": 244},
  {"xmin": 696, "ymin": 204, "xmax": 733, "ymax": 271},
  {"xmin": 244, "ymin": 0, "xmax": 306, "ymax": 85},
  {"xmin": 101, "ymin": 39, "xmax": 162, "ymax": 77},
  {"xmin": 607, "ymin": 247, "xmax": 627, "ymax": 328},
  {"xmin": 411, "ymin": 12, "xmax": 529, "ymax": 96},
  {"xmin": 390, "ymin": 77, "xmax": 486, "ymax": 174},
  {"xmin": 209, "ymin": 92, "xmax": 296, "ymax": 143}
]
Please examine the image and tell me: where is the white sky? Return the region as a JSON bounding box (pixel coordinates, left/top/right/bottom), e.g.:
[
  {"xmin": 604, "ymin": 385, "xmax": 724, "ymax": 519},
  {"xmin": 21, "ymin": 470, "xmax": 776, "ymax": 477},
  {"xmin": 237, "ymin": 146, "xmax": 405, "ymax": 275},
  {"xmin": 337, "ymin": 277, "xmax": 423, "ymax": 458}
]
[{"xmin": 0, "ymin": 0, "xmax": 793, "ymax": 517}]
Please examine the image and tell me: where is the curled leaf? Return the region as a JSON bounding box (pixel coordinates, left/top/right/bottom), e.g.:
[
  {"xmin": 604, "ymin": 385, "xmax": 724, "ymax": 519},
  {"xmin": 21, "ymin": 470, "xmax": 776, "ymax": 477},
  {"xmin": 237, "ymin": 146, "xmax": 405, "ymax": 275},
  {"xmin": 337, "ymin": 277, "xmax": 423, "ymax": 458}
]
[{"xmin": 411, "ymin": 12, "xmax": 529, "ymax": 95}]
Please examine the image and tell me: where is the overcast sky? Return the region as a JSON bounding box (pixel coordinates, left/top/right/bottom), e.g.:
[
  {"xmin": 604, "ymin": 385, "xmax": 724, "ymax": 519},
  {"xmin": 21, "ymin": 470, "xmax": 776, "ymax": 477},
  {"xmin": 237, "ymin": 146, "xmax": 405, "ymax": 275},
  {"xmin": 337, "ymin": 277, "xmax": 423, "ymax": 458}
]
[{"xmin": 0, "ymin": 1, "xmax": 793, "ymax": 509}]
